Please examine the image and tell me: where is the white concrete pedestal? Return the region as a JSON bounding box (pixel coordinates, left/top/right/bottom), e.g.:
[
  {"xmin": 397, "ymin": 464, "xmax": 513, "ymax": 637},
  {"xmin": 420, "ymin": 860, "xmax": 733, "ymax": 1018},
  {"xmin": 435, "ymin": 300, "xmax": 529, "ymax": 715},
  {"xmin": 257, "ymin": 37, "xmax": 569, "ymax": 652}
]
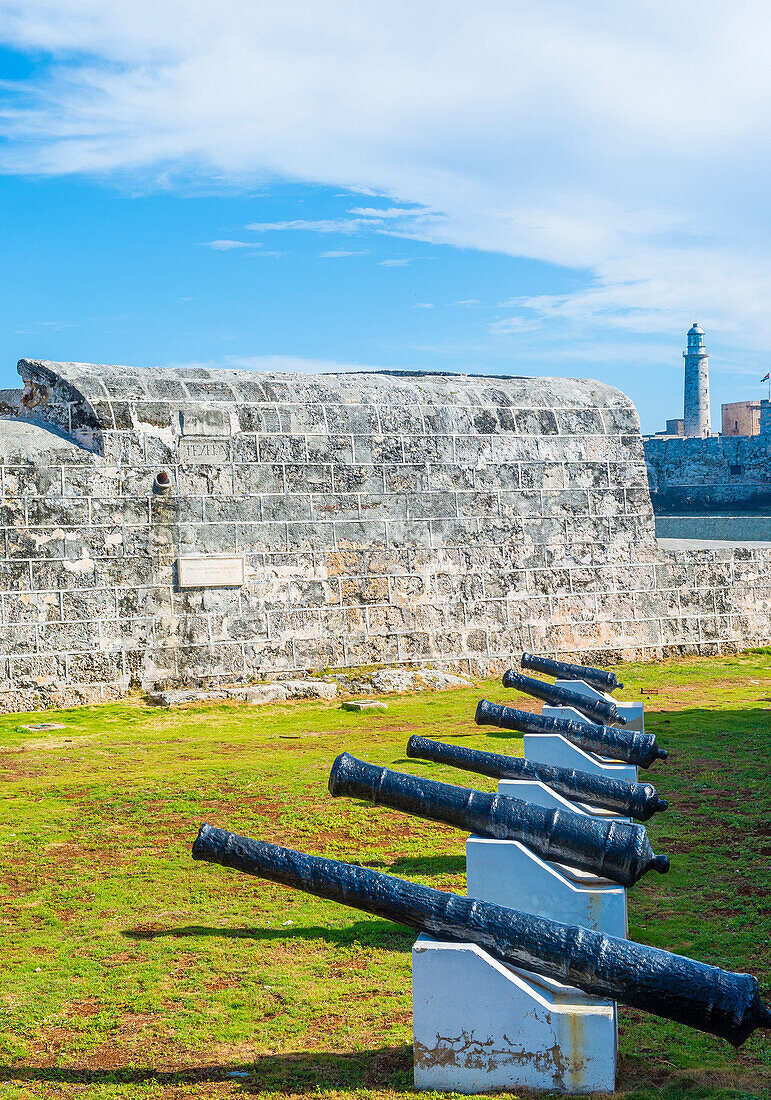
[
  {"xmin": 525, "ymin": 728, "xmax": 638, "ymax": 783},
  {"xmin": 466, "ymin": 835, "xmax": 627, "ymax": 938},
  {"xmin": 411, "ymin": 724, "xmax": 628, "ymax": 1093},
  {"xmin": 554, "ymin": 679, "xmax": 644, "ymax": 732},
  {"xmin": 412, "ymin": 935, "xmax": 617, "ymax": 1094},
  {"xmin": 497, "ymin": 777, "xmax": 630, "ymax": 822},
  {"xmin": 468, "ymin": 781, "xmax": 628, "ymax": 940}
]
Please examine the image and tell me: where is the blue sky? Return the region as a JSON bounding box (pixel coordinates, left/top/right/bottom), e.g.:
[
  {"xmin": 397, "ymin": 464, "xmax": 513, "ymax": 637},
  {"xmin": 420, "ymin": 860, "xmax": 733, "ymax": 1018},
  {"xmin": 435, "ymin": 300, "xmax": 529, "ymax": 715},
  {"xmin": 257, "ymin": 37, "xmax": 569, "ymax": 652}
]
[{"xmin": 2, "ymin": 4, "xmax": 771, "ymax": 433}]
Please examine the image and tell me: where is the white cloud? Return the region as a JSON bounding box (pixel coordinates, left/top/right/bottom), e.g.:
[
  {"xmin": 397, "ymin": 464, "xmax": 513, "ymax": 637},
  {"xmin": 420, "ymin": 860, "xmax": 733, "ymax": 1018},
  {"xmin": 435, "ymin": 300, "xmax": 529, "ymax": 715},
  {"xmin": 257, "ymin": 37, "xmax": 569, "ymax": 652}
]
[
  {"xmin": 14, "ymin": 319, "xmax": 77, "ymax": 334},
  {"xmin": 347, "ymin": 206, "xmax": 424, "ymax": 219},
  {"xmin": 204, "ymin": 239, "xmax": 256, "ymax": 250},
  {"xmin": 454, "ymin": 299, "xmax": 483, "ymax": 307},
  {"xmin": 415, "ymin": 302, "xmax": 434, "ymax": 309},
  {"xmin": 246, "ymin": 218, "xmax": 367, "ymax": 234},
  {"xmin": 204, "ymin": 240, "xmax": 283, "ymax": 257},
  {"xmin": 246, "ymin": 208, "xmax": 433, "ymax": 240},
  {"xmin": 319, "ymin": 249, "xmax": 369, "ymax": 257},
  {"xmin": 3, "ymin": 3, "xmax": 771, "ymax": 347},
  {"xmin": 379, "ymin": 258, "xmax": 412, "ymax": 267}
]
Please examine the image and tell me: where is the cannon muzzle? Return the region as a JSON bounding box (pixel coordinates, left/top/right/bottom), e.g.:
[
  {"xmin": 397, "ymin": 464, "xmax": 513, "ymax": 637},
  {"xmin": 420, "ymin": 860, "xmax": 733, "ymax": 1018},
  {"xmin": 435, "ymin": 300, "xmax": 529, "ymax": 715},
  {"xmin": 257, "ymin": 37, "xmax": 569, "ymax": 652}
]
[
  {"xmin": 405, "ymin": 734, "xmax": 668, "ymax": 821},
  {"xmin": 521, "ymin": 652, "xmax": 624, "ymax": 693},
  {"xmin": 476, "ymin": 699, "xmax": 668, "ymax": 768},
  {"xmin": 503, "ymin": 669, "xmax": 625, "ymax": 725},
  {"xmin": 192, "ymin": 826, "xmax": 771, "ymax": 1046},
  {"xmin": 328, "ymin": 752, "xmax": 668, "ymax": 887}
]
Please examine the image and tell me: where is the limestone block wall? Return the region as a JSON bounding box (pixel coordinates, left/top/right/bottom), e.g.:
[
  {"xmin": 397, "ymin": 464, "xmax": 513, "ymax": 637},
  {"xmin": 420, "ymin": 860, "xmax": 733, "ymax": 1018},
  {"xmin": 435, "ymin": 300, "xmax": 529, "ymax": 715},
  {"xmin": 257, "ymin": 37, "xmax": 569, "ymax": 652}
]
[
  {"xmin": 0, "ymin": 359, "xmax": 767, "ymax": 704},
  {"xmin": 644, "ymin": 434, "xmax": 771, "ymax": 511}
]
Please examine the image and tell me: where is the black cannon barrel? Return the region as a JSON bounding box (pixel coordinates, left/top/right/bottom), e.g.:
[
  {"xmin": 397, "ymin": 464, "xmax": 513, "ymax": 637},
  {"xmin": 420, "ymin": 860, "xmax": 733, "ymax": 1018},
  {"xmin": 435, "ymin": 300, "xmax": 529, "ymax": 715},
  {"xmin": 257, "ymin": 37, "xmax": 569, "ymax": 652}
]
[
  {"xmin": 476, "ymin": 699, "xmax": 668, "ymax": 768},
  {"xmin": 503, "ymin": 669, "xmax": 625, "ymax": 726},
  {"xmin": 192, "ymin": 826, "xmax": 771, "ymax": 1046},
  {"xmin": 328, "ymin": 752, "xmax": 668, "ymax": 887},
  {"xmin": 405, "ymin": 734, "xmax": 668, "ymax": 822},
  {"xmin": 521, "ymin": 652, "xmax": 624, "ymax": 693}
]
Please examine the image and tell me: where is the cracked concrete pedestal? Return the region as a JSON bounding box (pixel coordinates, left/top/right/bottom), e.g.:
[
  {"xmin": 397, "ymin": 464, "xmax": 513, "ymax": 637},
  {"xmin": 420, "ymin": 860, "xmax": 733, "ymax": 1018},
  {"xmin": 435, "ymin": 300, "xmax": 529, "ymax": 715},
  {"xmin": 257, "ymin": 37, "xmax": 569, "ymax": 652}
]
[
  {"xmin": 412, "ymin": 781, "xmax": 621, "ymax": 1093},
  {"xmin": 412, "ymin": 937, "xmax": 617, "ymax": 1094}
]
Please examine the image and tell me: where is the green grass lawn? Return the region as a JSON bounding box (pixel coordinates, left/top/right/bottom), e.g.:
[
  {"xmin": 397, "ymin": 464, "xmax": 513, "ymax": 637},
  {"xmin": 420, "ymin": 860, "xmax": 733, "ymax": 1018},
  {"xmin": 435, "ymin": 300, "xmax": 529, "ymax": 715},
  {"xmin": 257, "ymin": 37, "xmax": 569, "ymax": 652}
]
[{"xmin": 0, "ymin": 651, "xmax": 769, "ymax": 1100}]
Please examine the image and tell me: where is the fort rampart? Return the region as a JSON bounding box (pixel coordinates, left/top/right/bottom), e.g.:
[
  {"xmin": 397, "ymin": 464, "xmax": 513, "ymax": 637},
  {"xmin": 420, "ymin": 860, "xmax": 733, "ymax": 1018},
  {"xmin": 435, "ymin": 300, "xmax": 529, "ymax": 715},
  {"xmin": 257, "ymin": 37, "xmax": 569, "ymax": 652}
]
[
  {"xmin": 0, "ymin": 359, "xmax": 767, "ymax": 709},
  {"xmin": 645, "ymin": 433, "xmax": 771, "ymax": 512}
]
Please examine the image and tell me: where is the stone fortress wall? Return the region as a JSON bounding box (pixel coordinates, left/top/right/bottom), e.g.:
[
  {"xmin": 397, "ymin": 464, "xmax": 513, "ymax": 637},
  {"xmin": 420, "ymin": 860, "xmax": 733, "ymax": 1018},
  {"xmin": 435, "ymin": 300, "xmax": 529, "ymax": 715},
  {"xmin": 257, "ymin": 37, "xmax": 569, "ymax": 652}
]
[
  {"xmin": 644, "ymin": 433, "xmax": 771, "ymax": 512},
  {"xmin": 0, "ymin": 358, "xmax": 768, "ymax": 708}
]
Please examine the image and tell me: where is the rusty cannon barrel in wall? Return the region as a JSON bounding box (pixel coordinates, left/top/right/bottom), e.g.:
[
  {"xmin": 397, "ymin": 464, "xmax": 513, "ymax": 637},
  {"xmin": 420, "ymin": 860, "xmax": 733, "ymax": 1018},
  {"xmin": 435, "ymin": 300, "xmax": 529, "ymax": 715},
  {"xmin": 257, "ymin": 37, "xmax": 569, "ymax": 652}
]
[
  {"xmin": 405, "ymin": 734, "xmax": 668, "ymax": 821},
  {"xmin": 521, "ymin": 652, "xmax": 624, "ymax": 694},
  {"xmin": 192, "ymin": 826, "xmax": 771, "ymax": 1046},
  {"xmin": 476, "ymin": 700, "xmax": 668, "ymax": 768},
  {"xmin": 327, "ymin": 752, "xmax": 668, "ymax": 887},
  {"xmin": 502, "ymin": 669, "xmax": 625, "ymax": 726}
]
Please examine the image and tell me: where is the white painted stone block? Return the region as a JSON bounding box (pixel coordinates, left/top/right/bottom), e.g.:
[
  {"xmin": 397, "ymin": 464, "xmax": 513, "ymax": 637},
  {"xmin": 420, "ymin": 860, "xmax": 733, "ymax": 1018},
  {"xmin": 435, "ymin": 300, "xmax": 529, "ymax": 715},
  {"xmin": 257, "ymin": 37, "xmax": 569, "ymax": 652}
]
[
  {"xmin": 616, "ymin": 700, "xmax": 644, "ymax": 731},
  {"xmin": 532, "ymin": 713, "xmax": 639, "ymax": 783},
  {"xmin": 554, "ymin": 678, "xmax": 612, "ymax": 703},
  {"xmin": 542, "ymin": 702, "xmax": 615, "ymax": 730},
  {"xmin": 412, "ymin": 935, "xmax": 617, "ymax": 1094},
  {"xmin": 466, "ymin": 836, "xmax": 628, "ymax": 938},
  {"xmin": 496, "ymin": 777, "xmax": 630, "ymax": 822},
  {"xmin": 554, "ymin": 681, "xmax": 645, "ymax": 732},
  {"xmin": 524, "ymin": 732, "xmax": 638, "ymax": 783}
]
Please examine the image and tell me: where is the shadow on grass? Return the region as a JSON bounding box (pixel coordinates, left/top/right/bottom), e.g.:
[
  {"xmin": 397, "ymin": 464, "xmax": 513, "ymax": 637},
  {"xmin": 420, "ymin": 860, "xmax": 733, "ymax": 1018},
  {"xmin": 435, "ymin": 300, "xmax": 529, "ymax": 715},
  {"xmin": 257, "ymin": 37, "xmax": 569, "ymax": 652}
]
[
  {"xmin": 0, "ymin": 1057, "xmax": 763, "ymax": 1099},
  {"xmin": 0, "ymin": 1046, "xmax": 413, "ymax": 1092},
  {"xmin": 122, "ymin": 918, "xmax": 415, "ymax": 950},
  {"xmin": 383, "ymin": 854, "xmax": 466, "ymax": 876},
  {"xmin": 389, "ymin": 757, "xmax": 434, "ymax": 766}
]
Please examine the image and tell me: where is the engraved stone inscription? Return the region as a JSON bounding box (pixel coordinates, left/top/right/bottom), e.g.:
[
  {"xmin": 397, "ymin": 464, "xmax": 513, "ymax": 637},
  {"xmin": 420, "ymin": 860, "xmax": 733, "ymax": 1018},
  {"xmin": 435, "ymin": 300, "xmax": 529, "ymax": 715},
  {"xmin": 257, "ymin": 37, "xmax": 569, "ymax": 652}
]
[
  {"xmin": 178, "ymin": 437, "xmax": 230, "ymax": 463},
  {"xmin": 178, "ymin": 555, "xmax": 245, "ymax": 588}
]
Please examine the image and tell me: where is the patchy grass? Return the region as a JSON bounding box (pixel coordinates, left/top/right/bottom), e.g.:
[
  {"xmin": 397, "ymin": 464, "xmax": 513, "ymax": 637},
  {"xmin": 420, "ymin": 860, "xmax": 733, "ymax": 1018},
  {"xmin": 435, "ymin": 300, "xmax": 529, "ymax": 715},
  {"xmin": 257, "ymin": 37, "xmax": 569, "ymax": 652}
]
[{"xmin": 0, "ymin": 651, "xmax": 769, "ymax": 1099}]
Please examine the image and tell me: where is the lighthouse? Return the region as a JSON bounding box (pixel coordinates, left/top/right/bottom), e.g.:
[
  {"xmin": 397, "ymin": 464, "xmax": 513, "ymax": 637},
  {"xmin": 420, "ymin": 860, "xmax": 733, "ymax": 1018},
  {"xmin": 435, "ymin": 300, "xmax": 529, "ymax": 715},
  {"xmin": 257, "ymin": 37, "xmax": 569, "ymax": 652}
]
[{"xmin": 683, "ymin": 322, "xmax": 711, "ymax": 437}]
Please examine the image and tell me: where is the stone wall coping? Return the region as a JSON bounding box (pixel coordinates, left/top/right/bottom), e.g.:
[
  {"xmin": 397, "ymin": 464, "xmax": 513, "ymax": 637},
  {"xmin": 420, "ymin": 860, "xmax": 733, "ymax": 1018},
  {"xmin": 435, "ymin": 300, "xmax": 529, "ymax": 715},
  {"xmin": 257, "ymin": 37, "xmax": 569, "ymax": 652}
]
[{"xmin": 17, "ymin": 359, "xmax": 638, "ymax": 419}]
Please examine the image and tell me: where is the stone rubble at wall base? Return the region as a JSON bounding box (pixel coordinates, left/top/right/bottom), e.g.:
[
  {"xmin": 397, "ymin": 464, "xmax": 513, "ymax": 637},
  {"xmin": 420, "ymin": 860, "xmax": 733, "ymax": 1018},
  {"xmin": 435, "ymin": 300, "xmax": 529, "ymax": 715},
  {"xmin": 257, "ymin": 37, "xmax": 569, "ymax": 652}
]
[
  {"xmin": 0, "ymin": 357, "xmax": 764, "ymax": 713},
  {"xmin": 147, "ymin": 668, "xmax": 474, "ymax": 707},
  {"xmin": 370, "ymin": 667, "xmax": 472, "ymax": 692},
  {"xmin": 147, "ymin": 680, "xmax": 336, "ymax": 707}
]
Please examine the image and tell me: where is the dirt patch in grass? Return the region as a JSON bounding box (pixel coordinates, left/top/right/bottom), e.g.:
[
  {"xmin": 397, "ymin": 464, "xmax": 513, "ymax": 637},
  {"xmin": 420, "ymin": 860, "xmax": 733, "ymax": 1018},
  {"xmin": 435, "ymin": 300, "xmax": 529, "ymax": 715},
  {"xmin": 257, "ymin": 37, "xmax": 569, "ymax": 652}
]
[
  {"xmin": 617, "ymin": 1060, "xmax": 770, "ymax": 1095},
  {"xmin": 0, "ymin": 762, "xmax": 46, "ymax": 779},
  {"xmin": 62, "ymin": 998, "xmax": 102, "ymax": 1019}
]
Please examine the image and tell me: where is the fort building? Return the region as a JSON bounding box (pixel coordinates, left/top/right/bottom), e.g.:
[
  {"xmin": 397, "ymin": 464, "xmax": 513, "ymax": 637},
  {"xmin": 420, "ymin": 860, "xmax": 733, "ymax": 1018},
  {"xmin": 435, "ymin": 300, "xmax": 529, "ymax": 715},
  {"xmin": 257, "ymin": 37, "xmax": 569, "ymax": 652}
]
[
  {"xmin": 644, "ymin": 325, "xmax": 771, "ymax": 514},
  {"xmin": 722, "ymin": 400, "xmax": 762, "ymax": 437},
  {"xmin": 653, "ymin": 418, "xmax": 684, "ymax": 439},
  {"xmin": 0, "ymin": 357, "xmax": 766, "ymax": 710}
]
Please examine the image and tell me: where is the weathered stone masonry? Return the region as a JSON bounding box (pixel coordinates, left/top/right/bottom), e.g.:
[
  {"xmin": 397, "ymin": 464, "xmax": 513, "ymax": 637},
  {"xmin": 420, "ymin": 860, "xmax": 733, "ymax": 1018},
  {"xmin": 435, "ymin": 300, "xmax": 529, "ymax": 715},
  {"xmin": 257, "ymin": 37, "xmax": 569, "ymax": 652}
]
[
  {"xmin": 0, "ymin": 359, "xmax": 768, "ymax": 705},
  {"xmin": 645, "ymin": 433, "xmax": 771, "ymax": 512}
]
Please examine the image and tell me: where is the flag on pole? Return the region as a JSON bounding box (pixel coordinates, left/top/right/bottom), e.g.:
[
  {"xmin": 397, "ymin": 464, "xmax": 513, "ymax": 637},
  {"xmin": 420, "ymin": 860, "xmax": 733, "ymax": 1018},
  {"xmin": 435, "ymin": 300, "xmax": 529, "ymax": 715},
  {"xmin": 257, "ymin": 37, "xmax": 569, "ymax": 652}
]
[{"xmin": 762, "ymin": 372, "xmax": 770, "ymax": 382}]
